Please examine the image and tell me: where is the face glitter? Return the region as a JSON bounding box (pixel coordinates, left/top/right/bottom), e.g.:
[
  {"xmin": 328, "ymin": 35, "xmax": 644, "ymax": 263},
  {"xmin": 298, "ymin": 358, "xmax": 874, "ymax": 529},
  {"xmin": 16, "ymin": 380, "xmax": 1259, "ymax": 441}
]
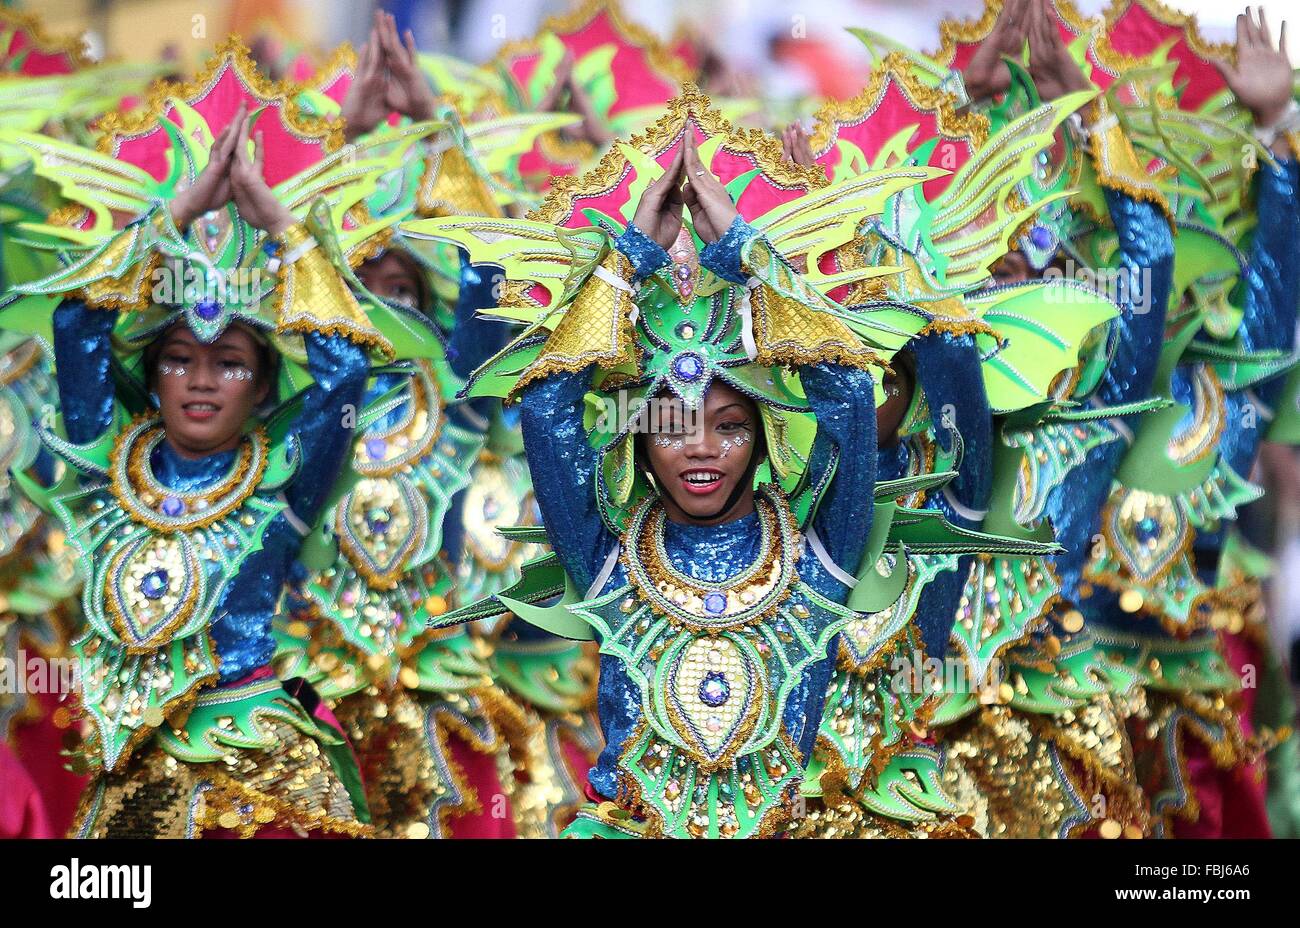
[
  {"xmin": 222, "ymin": 367, "xmax": 254, "ymax": 381},
  {"xmin": 719, "ymin": 428, "xmax": 751, "ymax": 458}
]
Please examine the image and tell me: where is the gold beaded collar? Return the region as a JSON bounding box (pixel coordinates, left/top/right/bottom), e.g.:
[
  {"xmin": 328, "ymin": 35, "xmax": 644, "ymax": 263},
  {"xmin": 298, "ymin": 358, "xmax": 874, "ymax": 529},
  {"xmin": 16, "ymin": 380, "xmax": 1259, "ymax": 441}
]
[
  {"xmin": 109, "ymin": 415, "xmax": 269, "ymax": 532},
  {"xmin": 622, "ymin": 485, "xmax": 801, "ymax": 633}
]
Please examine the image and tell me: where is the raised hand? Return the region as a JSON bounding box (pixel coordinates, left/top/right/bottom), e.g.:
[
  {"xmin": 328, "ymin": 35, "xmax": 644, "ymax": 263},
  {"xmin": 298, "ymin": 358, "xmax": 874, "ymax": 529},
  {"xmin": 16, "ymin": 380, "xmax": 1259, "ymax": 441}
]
[
  {"xmin": 781, "ymin": 123, "xmax": 815, "ymax": 168},
  {"xmin": 1027, "ymin": 0, "xmax": 1090, "ymax": 101},
  {"xmin": 631, "ymin": 143, "xmax": 686, "ymax": 250},
  {"xmin": 377, "ymin": 10, "xmax": 437, "ymax": 123},
  {"xmin": 565, "ymin": 70, "xmax": 614, "ymax": 147},
  {"xmin": 170, "ymin": 105, "xmax": 243, "ymax": 229},
  {"xmin": 1217, "ymin": 7, "xmax": 1293, "ymax": 129},
  {"xmin": 681, "ymin": 133, "xmax": 739, "ymax": 244},
  {"xmin": 536, "ymin": 52, "xmax": 575, "ymax": 114},
  {"xmin": 340, "ymin": 28, "xmax": 389, "ymax": 142},
  {"xmin": 229, "ymin": 112, "xmax": 295, "ymax": 237},
  {"xmin": 964, "ymin": 0, "xmax": 1029, "ymax": 101}
]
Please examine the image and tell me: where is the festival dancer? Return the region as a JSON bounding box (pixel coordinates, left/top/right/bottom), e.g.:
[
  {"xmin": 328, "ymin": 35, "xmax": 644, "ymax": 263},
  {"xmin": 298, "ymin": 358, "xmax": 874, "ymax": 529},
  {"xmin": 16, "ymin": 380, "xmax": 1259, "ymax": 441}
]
[
  {"xmin": 769, "ymin": 48, "xmax": 1133, "ymax": 836},
  {"xmin": 1076, "ymin": 6, "xmax": 1299, "ymax": 837},
  {"xmin": 0, "ymin": 7, "xmax": 169, "ymax": 836},
  {"xmin": 406, "ymin": 84, "xmax": 1063, "ymax": 837},
  {"xmin": 885, "ymin": 0, "xmax": 1178, "ymax": 836},
  {"xmin": 276, "ymin": 11, "xmax": 601, "ymax": 837},
  {"xmin": 0, "ymin": 40, "xmax": 434, "ymax": 837}
]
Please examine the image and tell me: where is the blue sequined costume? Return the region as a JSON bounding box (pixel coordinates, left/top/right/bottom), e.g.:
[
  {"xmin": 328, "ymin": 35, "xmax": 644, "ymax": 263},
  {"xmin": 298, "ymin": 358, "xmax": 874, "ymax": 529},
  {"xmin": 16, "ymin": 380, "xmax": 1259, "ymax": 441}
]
[
  {"xmin": 1044, "ymin": 188, "xmax": 1175, "ymax": 604},
  {"xmin": 519, "ymin": 221, "xmax": 878, "ymax": 804},
  {"xmin": 53, "ymin": 299, "xmax": 368, "ymax": 683}
]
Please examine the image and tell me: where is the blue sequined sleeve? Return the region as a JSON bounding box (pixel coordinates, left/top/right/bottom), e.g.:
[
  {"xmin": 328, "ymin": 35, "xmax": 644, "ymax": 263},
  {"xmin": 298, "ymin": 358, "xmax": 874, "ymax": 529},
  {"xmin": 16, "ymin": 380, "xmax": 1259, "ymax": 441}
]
[
  {"xmin": 1224, "ymin": 155, "xmax": 1300, "ymax": 476},
  {"xmin": 802, "ymin": 362, "xmax": 878, "ymax": 580},
  {"xmin": 912, "ymin": 331, "xmax": 991, "ymax": 524},
  {"xmin": 614, "ymin": 224, "xmax": 671, "ymax": 281},
  {"xmin": 445, "ymin": 256, "xmax": 509, "ymax": 382},
  {"xmin": 52, "ymin": 299, "xmax": 117, "ymax": 445},
  {"xmin": 1095, "ymin": 189, "xmax": 1175, "ymax": 411},
  {"xmin": 517, "ymin": 226, "xmax": 674, "ymax": 591},
  {"xmin": 699, "ymin": 216, "xmax": 754, "ymax": 283},
  {"xmin": 445, "ymin": 255, "xmax": 510, "ymax": 430},
  {"xmin": 282, "ymin": 332, "xmax": 369, "ymax": 526},
  {"xmin": 1043, "ymin": 190, "xmax": 1173, "ymax": 599},
  {"xmin": 518, "ymin": 368, "xmax": 610, "ymax": 593},
  {"xmin": 1239, "ymin": 157, "xmax": 1300, "ymax": 358}
]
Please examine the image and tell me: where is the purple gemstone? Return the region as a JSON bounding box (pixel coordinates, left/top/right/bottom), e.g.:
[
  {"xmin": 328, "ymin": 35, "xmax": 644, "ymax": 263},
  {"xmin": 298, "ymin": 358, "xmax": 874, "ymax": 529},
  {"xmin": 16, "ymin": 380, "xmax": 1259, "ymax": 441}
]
[
  {"xmin": 195, "ymin": 298, "xmax": 222, "ymax": 321},
  {"xmin": 703, "ymin": 591, "xmax": 727, "ymax": 615},
  {"xmin": 672, "ymin": 353, "xmax": 703, "ymax": 382},
  {"xmin": 161, "ymin": 496, "xmax": 185, "ymax": 517},
  {"xmin": 699, "ymin": 670, "xmax": 731, "ymax": 707},
  {"xmin": 1028, "ymin": 225, "xmax": 1054, "ymax": 250},
  {"xmin": 365, "ymin": 438, "xmax": 388, "ymax": 461},
  {"xmin": 675, "ymin": 263, "xmax": 691, "ymax": 280},
  {"xmin": 140, "ymin": 569, "xmax": 169, "ymax": 600},
  {"xmin": 679, "ymin": 279, "xmax": 694, "ymax": 297},
  {"xmin": 365, "ymin": 510, "xmax": 391, "ymax": 533},
  {"xmin": 1135, "ymin": 517, "xmax": 1160, "ymax": 544}
]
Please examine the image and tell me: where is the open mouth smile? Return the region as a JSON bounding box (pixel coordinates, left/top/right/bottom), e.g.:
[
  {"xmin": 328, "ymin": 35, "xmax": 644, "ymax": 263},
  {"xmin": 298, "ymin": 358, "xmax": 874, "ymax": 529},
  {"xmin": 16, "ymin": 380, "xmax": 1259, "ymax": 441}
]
[
  {"xmin": 679, "ymin": 468, "xmax": 724, "ymax": 496},
  {"xmin": 181, "ymin": 402, "xmax": 221, "ymax": 422}
]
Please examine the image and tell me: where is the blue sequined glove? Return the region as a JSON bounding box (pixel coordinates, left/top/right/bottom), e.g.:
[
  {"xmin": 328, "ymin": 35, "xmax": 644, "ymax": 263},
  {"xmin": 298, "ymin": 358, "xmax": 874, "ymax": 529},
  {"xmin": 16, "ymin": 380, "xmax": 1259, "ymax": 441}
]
[{"xmin": 613, "ymin": 224, "xmax": 671, "ymax": 282}]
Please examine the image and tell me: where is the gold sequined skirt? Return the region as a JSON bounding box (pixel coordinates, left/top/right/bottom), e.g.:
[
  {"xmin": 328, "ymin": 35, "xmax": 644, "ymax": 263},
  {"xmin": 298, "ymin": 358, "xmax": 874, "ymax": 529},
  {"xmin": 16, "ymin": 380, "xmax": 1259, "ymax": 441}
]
[
  {"xmin": 786, "ymin": 799, "xmax": 979, "ymax": 838},
  {"xmin": 69, "ymin": 719, "xmax": 369, "ymax": 839},
  {"xmin": 332, "ymin": 683, "xmax": 540, "ymax": 838},
  {"xmin": 509, "ymin": 707, "xmax": 603, "ymax": 839},
  {"xmin": 938, "ymin": 698, "xmax": 1149, "ymax": 838}
]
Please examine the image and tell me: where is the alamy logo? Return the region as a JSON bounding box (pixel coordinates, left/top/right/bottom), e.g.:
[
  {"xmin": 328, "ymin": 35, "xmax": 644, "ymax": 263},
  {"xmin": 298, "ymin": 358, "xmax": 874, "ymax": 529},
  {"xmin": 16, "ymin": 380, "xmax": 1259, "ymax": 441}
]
[{"xmin": 49, "ymin": 859, "xmax": 152, "ymax": 909}]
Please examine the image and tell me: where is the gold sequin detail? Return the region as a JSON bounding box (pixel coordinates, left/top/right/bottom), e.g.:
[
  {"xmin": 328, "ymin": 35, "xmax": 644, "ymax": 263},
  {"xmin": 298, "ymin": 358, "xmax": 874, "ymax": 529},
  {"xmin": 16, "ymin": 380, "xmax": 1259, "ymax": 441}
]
[{"xmin": 71, "ymin": 719, "xmax": 369, "ymax": 838}]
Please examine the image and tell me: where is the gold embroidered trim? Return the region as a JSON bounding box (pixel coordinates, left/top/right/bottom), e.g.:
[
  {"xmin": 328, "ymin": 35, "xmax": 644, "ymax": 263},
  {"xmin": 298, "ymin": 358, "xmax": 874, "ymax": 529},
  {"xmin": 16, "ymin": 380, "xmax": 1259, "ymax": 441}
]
[
  {"xmin": 0, "ymin": 9, "xmax": 94, "ymax": 73},
  {"xmin": 744, "ymin": 239, "xmax": 884, "ymax": 372},
  {"xmin": 417, "ymin": 142, "xmax": 502, "ymax": 219},
  {"xmin": 490, "ymin": 0, "xmax": 694, "ymax": 97},
  {"xmin": 78, "ymin": 213, "xmax": 170, "ymax": 312},
  {"xmin": 1084, "ymin": 98, "xmax": 1175, "ymax": 228},
  {"xmin": 1097, "ymin": 0, "xmax": 1234, "ymax": 69},
  {"xmin": 809, "ymin": 52, "xmax": 989, "ymax": 156},
  {"xmin": 274, "ymin": 221, "xmax": 393, "ymax": 357},
  {"xmin": 95, "ymin": 36, "xmax": 343, "ymax": 158},
  {"xmin": 533, "ymin": 83, "xmax": 827, "ymax": 227},
  {"xmin": 110, "ymin": 416, "xmax": 269, "ymax": 533},
  {"xmin": 514, "ymin": 249, "xmax": 639, "ymax": 394}
]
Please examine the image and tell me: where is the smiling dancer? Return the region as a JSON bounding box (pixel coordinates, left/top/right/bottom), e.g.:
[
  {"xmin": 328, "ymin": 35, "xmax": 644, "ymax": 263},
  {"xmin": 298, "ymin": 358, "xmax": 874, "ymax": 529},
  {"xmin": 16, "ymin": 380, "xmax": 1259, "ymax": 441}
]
[{"xmin": 0, "ymin": 40, "xmax": 438, "ymax": 837}]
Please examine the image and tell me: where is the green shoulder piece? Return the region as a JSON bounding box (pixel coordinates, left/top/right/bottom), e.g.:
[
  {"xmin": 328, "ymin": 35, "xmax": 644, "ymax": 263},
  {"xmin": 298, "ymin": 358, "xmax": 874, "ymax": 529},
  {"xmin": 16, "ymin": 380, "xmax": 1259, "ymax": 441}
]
[
  {"xmin": 1265, "ymin": 364, "xmax": 1300, "ymax": 445},
  {"xmin": 1090, "ymin": 628, "xmax": 1238, "ymax": 694},
  {"xmin": 154, "ymin": 675, "xmax": 331, "ymax": 764},
  {"xmin": 492, "ymin": 636, "xmax": 593, "ymax": 714}
]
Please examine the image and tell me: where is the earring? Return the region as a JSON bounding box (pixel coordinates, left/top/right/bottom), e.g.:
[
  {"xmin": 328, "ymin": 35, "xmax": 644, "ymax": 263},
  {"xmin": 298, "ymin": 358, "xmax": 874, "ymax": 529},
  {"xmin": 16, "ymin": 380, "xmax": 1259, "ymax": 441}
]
[{"xmin": 148, "ymin": 391, "xmax": 161, "ymax": 408}]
